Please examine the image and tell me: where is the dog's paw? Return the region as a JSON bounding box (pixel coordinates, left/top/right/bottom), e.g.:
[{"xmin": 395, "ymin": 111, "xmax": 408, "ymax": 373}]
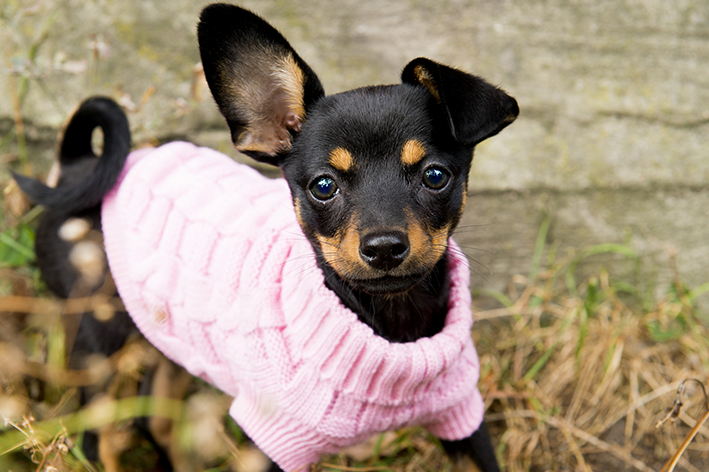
[{"xmin": 450, "ymin": 456, "xmax": 483, "ymax": 472}]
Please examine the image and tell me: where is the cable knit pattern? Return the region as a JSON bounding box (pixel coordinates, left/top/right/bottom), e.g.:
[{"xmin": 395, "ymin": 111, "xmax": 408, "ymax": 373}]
[{"xmin": 101, "ymin": 142, "xmax": 484, "ymax": 471}]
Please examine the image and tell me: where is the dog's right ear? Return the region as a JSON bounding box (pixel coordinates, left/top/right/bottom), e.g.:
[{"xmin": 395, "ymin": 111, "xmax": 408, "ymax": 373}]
[{"xmin": 198, "ymin": 4, "xmax": 325, "ymax": 165}]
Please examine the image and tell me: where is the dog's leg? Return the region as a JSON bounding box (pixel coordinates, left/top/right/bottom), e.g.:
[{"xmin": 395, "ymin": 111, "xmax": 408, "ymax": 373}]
[
  {"xmin": 440, "ymin": 422, "xmax": 499, "ymax": 472},
  {"xmin": 265, "ymin": 460, "xmax": 285, "ymax": 472},
  {"xmin": 148, "ymin": 356, "xmax": 193, "ymax": 472}
]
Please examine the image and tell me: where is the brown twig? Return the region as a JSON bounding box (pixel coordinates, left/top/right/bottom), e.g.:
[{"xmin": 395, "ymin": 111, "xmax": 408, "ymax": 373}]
[
  {"xmin": 657, "ymin": 379, "xmax": 709, "ymax": 472},
  {"xmin": 0, "ymin": 295, "xmax": 125, "ymax": 316}
]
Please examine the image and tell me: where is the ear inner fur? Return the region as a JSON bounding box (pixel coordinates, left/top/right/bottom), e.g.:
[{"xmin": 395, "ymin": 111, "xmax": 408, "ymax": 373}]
[
  {"xmin": 412, "ymin": 65, "xmax": 441, "ymax": 101},
  {"xmin": 400, "ymin": 140, "xmax": 426, "ymax": 166},
  {"xmin": 225, "ymin": 51, "xmax": 307, "ymax": 155},
  {"xmin": 273, "ymin": 54, "xmax": 306, "ymax": 128}
]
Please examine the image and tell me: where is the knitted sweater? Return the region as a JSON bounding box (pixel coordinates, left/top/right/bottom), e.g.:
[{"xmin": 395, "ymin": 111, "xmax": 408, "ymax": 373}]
[{"xmin": 102, "ymin": 142, "xmax": 484, "ymax": 471}]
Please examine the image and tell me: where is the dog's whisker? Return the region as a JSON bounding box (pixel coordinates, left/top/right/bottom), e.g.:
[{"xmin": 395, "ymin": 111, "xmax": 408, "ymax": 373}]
[
  {"xmin": 450, "ymin": 244, "xmax": 490, "ymax": 254},
  {"xmin": 447, "ymin": 247, "xmax": 492, "ymax": 275}
]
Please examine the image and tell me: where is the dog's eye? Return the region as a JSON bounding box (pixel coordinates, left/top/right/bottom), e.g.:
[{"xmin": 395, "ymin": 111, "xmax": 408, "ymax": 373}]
[
  {"xmin": 422, "ymin": 167, "xmax": 450, "ymax": 190},
  {"xmin": 310, "ymin": 176, "xmax": 339, "ymax": 200}
]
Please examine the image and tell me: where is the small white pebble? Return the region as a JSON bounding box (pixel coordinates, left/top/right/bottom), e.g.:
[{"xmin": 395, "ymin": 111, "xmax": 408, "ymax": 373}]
[
  {"xmin": 93, "ymin": 302, "xmax": 116, "ymax": 322},
  {"xmin": 69, "ymin": 240, "xmax": 105, "ymax": 284},
  {"xmin": 59, "ymin": 218, "xmax": 91, "ymax": 242}
]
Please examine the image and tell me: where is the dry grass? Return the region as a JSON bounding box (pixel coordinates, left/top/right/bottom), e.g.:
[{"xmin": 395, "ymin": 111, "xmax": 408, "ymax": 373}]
[{"xmin": 471, "ymin": 244, "xmax": 709, "ymax": 472}]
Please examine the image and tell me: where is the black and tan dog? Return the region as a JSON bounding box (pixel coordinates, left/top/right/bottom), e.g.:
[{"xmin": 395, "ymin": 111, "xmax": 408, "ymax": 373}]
[{"xmin": 16, "ymin": 4, "xmax": 518, "ymax": 471}]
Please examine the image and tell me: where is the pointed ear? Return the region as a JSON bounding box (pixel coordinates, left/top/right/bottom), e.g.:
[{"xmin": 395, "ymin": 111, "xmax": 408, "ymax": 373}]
[
  {"xmin": 198, "ymin": 4, "xmax": 325, "ymax": 165},
  {"xmin": 402, "ymin": 58, "xmax": 519, "ymax": 147}
]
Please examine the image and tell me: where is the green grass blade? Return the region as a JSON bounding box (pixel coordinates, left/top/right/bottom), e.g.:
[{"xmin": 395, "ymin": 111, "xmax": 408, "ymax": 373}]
[
  {"xmin": 566, "ymin": 243, "xmax": 638, "ymax": 296},
  {"xmin": 689, "ymin": 282, "xmax": 709, "ymax": 302},
  {"xmin": 0, "ymin": 396, "xmax": 184, "ymax": 454},
  {"xmin": 529, "ymin": 216, "xmax": 552, "ymax": 281},
  {"xmin": 0, "ymin": 230, "xmax": 36, "ymax": 263},
  {"xmin": 523, "ymin": 340, "xmax": 559, "ymax": 381}
]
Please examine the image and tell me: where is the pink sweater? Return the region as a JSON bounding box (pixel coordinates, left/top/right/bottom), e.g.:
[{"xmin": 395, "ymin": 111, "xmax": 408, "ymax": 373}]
[{"xmin": 102, "ymin": 142, "xmax": 484, "ymax": 471}]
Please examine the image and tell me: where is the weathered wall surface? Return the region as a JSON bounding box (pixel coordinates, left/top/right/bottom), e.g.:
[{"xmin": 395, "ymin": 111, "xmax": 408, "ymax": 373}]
[{"xmin": 1, "ymin": 0, "xmax": 708, "ymax": 305}]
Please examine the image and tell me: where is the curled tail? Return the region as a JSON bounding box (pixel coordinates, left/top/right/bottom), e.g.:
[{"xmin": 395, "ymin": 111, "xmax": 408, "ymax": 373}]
[{"xmin": 13, "ymin": 96, "xmax": 131, "ymax": 213}]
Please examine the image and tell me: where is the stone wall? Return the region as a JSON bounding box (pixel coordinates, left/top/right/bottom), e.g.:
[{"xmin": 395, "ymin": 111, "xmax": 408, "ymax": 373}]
[{"xmin": 2, "ymin": 0, "xmax": 707, "ymax": 307}]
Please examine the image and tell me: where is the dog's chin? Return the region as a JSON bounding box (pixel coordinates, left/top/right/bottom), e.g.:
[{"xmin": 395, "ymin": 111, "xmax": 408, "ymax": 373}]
[{"xmin": 347, "ymin": 274, "xmax": 423, "ymax": 296}]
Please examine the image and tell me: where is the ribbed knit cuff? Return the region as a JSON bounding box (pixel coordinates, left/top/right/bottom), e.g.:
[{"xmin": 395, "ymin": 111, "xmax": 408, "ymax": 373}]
[
  {"xmin": 424, "ymin": 386, "xmax": 485, "ymax": 440},
  {"xmin": 230, "ymin": 393, "xmax": 338, "ymax": 472}
]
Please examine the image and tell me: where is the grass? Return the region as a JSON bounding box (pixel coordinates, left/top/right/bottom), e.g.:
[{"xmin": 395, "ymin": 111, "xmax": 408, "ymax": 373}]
[{"xmin": 473, "ymin": 254, "xmax": 709, "ymax": 472}]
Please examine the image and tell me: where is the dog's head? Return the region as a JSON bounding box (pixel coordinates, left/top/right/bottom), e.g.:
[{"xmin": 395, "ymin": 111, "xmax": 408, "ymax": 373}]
[{"xmin": 198, "ymin": 4, "xmax": 518, "ymax": 295}]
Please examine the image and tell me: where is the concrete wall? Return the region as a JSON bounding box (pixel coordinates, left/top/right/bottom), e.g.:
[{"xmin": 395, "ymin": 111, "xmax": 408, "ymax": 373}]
[{"xmin": 2, "ymin": 0, "xmax": 708, "ymax": 307}]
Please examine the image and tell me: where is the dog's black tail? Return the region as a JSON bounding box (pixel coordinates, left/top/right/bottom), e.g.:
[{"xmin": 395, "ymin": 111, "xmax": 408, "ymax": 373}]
[{"xmin": 13, "ymin": 96, "xmax": 131, "ymax": 213}]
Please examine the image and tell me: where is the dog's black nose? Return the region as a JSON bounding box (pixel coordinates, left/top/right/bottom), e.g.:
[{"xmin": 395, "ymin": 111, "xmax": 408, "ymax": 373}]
[{"xmin": 359, "ymin": 231, "xmax": 410, "ymax": 271}]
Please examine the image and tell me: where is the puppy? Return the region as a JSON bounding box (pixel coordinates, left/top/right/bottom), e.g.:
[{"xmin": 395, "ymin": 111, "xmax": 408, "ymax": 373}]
[{"xmin": 15, "ymin": 4, "xmax": 518, "ymax": 471}]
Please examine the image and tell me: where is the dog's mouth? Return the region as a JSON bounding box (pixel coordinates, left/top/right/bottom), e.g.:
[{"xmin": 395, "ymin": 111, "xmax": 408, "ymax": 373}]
[{"xmin": 345, "ymin": 273, "xmax": 425, "ymax": 295}]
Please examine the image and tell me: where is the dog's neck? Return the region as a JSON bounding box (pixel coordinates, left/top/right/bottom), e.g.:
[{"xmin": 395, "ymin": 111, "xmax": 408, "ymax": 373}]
[{"xmin": 318, "ymin": 255, "xmax": 451, "ymax": 343}]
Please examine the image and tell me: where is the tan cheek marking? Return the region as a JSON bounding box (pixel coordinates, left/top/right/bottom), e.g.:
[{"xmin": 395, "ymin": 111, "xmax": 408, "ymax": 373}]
[
  {"xmin": 316, "ymin": 233, "xmax": 341, "ymax": 263},
  {"xmin": 294, "ymin": 197, "xmax": 306, "ymax": 229},
  {"xmin": 338, "ymin": 221, "xmax": 364, "ymax": 272},
  {"xmin": 458, "ymin": 189, "xmax": 468, "ymax": 221},
  {"xmin": 400, "ymin": 139, "xmax": 427, "ymax": 166},
  {"xmin": 328, "ymin": 147, "xmax": 355, "ymax": 172},
  {"xmin": 403, "ymin": 209, "xmax": 450, "ymax": 271},
  {"xmin": 407, "ymin": 217, "xmax": 428, "ymax": 261},
  {"xmin": 429, "ymin": 223, "xmax": 451, "ymax": 260},
  {"xmin": 315, "ymin": 213, "xmax": 370, "ymax": 278}
]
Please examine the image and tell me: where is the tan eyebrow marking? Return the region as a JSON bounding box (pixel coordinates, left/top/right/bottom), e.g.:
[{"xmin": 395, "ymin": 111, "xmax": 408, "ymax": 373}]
[
  {"xmin": 328, "ymin": 147, "xmax": 355, "ymax": 172},
  {"xmin": 401, "ymin": 139, "xmax": 427, "ymax": 166}
]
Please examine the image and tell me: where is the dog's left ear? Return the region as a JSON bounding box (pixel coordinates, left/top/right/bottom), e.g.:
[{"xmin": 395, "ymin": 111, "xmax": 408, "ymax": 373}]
[
  {"xmin": 402, "ymin": 57, "xmax": 519, "ymax": 147},
  {"xmin": 198, "ymin": 4, "xmax": 325, "ymax": 165}
]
